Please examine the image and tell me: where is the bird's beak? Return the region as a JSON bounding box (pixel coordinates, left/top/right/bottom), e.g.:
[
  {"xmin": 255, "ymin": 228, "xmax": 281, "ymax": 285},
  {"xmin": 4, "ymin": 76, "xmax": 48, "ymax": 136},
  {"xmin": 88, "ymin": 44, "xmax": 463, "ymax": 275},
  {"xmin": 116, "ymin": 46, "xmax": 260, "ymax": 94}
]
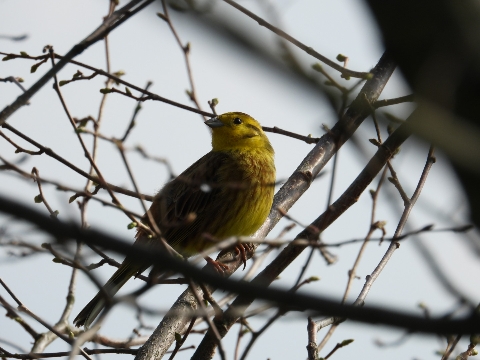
[{"xmin": 205, "ymin": 117, "xmax": 224, "ymax": 128}]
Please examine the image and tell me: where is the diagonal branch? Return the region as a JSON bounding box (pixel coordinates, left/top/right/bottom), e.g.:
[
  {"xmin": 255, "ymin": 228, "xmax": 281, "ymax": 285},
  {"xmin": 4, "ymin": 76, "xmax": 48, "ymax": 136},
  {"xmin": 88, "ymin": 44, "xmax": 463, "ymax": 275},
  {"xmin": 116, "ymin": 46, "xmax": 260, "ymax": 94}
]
[
  {"xmin": 0, "ymin": 0, "xmax": 155, "ymax": 126},
  {"xmin": 0, "ymin": 187, "xmax": 479, "ymax": 336},
  {"xmin": 135, "ymin": 50, "xmax": 397, "ymax": 360},
  {"xmin": 191, "ymin": 95, "xmax": 413, "ymax": 360},
  {"xmin": 222, "ymin": 0, "xmax": 371, "ymax": 80}
]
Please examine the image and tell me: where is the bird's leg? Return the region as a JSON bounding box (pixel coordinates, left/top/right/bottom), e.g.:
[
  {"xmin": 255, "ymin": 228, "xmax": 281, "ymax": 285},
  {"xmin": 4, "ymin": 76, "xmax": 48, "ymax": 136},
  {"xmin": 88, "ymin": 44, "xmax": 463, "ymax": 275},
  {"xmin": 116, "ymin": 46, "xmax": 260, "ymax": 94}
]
[
  {"xmin": 204, "ymin": 243, "xmax": 254, "ymax": 273},
  {"xmin": 235, "ymin": 243, "xmax": 254, "ymax": 270},
  {"xmin": 205, "ymin": 256, "xmax": 229, "ymax": 273}
]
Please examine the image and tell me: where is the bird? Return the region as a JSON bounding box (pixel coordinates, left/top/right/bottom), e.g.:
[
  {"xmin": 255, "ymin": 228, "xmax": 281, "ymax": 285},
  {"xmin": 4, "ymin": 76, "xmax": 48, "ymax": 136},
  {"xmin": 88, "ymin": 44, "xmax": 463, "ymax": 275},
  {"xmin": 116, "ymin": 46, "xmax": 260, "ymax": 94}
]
[{"xmin": 73, "ymin": 112, "xmax": 276, "ymax": 328}]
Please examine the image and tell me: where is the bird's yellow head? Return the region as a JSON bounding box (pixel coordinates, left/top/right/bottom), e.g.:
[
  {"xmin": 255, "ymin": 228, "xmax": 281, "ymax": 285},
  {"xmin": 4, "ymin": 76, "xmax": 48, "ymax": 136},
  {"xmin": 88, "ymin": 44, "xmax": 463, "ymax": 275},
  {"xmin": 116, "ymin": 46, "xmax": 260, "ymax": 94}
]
[{"xmin": 205, "ymin": 112, "xmax": 273, "ymax": 154}]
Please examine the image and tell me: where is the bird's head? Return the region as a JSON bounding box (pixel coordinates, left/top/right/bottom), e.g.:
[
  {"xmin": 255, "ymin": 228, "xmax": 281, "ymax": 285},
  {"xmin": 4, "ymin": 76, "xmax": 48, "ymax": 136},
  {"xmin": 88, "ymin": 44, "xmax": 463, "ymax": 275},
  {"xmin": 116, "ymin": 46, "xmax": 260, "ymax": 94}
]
[{"xmin": 205, "ymin": 112, "xmax": 273, "ymax": 154}]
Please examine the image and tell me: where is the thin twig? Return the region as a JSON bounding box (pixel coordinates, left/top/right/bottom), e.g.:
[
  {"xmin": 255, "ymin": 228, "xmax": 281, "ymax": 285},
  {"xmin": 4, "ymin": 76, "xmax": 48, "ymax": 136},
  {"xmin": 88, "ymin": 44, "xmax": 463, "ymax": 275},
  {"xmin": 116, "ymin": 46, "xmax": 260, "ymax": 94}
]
[
  {"xmin": 121, "ymin": 81, "xmax": 153, "ymax": 142},
  {"xmin": 0, "ymin": 76, "xmax": 27, "ymax": 93},
  {"xmin": 30, "ymin": 242, "xmax": 82, "ymax": 352},
  {"xmin": 0, "ymin": 156, "xmax": 144, "ymax": 218},
  {"xmin": 167, "ymin": 317, "xmax": 197, "ymax": 360},
  {"xmin": 239, "ymin": 277, "xmax": 319, "ymax": 360},
  {"xmin": 222, "ymin": 0, "xmax": 371, "ymax": 79},
  {"xmin": 160, "ymin": 0, "xmax": 205, "ymax": 118},
  {"xmin": 1, "ymin": 122, "xmax": 153, "ymax": 200},
  {"xmin": 317, "ymin": 166, "xmax": 388, "ymax": 353},
  {"xmin": 0, "ymin": 345, "xmax": 195, "ymax": 359},
  {"xmin": 187, "ymin": 279, "xmax": 227, "ymax": 360},
  {"xmin": 31, "ymin": 168, "xmax": 58, "ymax": 218},
  {"xmin": 142, "ymin": 51, "xmax": 398, "ymax": 360},
  {"xmin": 262, "ymin": 126, "xmax": 319, "ymax": 144},
  {"xmin": 0, "ymin": 130, "xmax": 42, "ymax": 155},
  {"xmin": 441, "ymin": 334, "xmax": 462, "ymax": 360},
  {"xmin": 48, "ymin": 50, "xmax": 152, "ymax": 237},
  {"xmin": 1, "ymin": 195, "xmax": 479, "ymax": 336},
  {"xmin": 0, "ymin": 0, "xmax": 156, "ymax": 125},
  {"xmin": 374, "ymin": 94, "xmax": 414, "ymax": 108},
  {"xmin": 0, "ymin": 281, "xmax": 93, "ymax": 360}
]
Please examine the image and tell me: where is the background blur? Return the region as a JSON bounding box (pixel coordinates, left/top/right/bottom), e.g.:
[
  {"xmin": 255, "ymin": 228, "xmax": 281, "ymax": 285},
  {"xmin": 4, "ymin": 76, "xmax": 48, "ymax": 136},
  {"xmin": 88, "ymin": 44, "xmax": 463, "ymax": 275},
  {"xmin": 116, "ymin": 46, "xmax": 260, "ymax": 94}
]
[{"xmin": 1, "ymin": 1, "xmax": 479, "ymax": 359}]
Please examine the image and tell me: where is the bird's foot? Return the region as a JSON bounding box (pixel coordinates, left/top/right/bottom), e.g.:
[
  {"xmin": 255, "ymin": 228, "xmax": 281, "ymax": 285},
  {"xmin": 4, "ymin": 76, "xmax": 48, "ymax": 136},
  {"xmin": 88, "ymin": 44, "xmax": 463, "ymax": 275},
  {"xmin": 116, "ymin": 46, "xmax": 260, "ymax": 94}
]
[
  {"xmin": 205, "ymin": 256, "xmax": 229, "ymax": 274},
  {"xmin": 235, "ymin": 243, "xmax": 254, "ymax": 270}
]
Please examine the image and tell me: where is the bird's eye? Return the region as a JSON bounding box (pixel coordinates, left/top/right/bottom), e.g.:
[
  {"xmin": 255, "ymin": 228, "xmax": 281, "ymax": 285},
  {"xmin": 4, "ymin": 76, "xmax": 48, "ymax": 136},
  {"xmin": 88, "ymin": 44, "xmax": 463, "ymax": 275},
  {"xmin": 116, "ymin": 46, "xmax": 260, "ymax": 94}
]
[{"xmin": 233, "ymin": 117, "xmax": 242, "ymax": 125}]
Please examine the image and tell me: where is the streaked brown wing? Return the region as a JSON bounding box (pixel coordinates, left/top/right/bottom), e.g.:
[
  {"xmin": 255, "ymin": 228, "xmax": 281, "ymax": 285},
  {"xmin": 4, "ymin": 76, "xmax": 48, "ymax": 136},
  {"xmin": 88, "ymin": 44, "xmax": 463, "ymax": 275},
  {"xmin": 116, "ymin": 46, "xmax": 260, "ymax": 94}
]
[{"xmin": 152, "ymin": 151, "xmax": 242, "ymax": 255}]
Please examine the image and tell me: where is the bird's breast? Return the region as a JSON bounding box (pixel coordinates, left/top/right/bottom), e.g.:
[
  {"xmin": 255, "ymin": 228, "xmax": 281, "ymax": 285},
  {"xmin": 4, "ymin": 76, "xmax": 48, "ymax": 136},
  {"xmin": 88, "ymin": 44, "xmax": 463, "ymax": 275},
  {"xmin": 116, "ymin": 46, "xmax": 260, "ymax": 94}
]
[{"xmin": 216, "ymin": 150, "xmax": 275, "ymax": 238}]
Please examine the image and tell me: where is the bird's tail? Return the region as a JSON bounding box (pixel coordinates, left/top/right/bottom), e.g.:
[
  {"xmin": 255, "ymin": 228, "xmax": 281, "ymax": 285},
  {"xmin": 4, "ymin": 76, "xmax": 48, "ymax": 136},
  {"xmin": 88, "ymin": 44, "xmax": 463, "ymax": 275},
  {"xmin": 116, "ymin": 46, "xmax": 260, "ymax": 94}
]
[{"xmin": 73, "ymin": 262, "xmax": 139, "ymax": 328}]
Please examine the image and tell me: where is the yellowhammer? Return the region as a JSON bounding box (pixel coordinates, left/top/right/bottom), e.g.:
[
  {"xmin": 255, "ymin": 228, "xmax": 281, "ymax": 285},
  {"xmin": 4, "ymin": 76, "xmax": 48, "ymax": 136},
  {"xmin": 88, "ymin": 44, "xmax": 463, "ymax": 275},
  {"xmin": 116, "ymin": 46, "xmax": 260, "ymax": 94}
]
[{"xmin": 74, "ymin": 112, "xmax": 276, "ymax": 328}]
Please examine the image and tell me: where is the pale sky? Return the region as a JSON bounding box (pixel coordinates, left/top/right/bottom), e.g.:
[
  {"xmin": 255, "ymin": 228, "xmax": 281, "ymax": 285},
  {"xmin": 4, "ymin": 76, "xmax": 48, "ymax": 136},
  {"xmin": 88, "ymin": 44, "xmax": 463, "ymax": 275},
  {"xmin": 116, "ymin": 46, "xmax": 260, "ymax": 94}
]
[{"xmin": 0, "ymin": 1, "xmax": 478, "ymax": 359}]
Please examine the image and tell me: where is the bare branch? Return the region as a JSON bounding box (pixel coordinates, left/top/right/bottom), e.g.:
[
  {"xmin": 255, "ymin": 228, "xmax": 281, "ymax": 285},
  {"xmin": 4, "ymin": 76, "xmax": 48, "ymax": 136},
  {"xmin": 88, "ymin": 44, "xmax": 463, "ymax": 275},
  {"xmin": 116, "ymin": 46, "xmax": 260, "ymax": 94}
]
[
  {"xmin": 222, "ymin": 0, "xmax": 371, "ymax": 79},
  {"xmin": 0, "ymin": 0, "xmax": 155, "ymax": 125}
]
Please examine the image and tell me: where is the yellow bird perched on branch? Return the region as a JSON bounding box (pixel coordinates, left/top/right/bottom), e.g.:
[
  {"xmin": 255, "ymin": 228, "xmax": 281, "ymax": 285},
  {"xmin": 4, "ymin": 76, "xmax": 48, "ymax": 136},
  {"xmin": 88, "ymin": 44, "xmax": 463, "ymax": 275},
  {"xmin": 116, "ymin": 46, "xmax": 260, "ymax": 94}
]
[{"xmin": 74, "ymin": 112, "xmax": 276, "ymax": 328}]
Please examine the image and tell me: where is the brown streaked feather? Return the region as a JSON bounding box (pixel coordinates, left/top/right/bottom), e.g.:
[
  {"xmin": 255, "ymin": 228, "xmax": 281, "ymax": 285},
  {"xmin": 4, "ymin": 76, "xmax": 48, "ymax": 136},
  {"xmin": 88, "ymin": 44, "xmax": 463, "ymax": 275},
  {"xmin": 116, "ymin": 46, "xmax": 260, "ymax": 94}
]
[
  {"xmin": 144, "ymin": 151, "xmax": 247, "ymax": 255},
  {"xmin": 74, "ymin": 112, "xmax": 276, "ymax": 329}
]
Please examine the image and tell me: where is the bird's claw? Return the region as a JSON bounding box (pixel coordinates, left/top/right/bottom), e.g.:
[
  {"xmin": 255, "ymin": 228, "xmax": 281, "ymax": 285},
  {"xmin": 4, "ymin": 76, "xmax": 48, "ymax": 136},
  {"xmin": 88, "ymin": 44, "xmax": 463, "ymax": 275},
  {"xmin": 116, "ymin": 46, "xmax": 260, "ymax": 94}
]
[
  {"xmin": 235, "ymin": 243, "xmax": 254, "ymax": 270},
  {"xmin": 205, "ymin": 256, "xmax": 229, "ymax": 274}
]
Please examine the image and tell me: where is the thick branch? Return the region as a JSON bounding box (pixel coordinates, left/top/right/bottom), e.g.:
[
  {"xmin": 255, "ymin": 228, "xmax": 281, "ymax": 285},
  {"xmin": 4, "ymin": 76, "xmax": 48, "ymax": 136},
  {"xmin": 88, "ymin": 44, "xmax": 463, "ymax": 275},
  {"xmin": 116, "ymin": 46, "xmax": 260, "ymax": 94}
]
[
  {"xmin": 0, "ymin": 195, "xmax": 478, "ymax": 338},
  {"xmin": 136, "ymin": 50, "xmax": 397, "ymax": 360},
  {"xmin": 191, "ymin": 99, "xmax": 413, "ymax": 360}
]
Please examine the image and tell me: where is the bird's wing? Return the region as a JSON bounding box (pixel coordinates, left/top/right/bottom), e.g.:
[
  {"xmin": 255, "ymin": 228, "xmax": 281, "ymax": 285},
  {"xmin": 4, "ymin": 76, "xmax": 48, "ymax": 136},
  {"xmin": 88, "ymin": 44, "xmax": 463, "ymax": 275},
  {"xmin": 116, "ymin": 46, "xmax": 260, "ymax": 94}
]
[{"xmin": 149, "ymin": 151, "xmax": 241, "ymax": 255}]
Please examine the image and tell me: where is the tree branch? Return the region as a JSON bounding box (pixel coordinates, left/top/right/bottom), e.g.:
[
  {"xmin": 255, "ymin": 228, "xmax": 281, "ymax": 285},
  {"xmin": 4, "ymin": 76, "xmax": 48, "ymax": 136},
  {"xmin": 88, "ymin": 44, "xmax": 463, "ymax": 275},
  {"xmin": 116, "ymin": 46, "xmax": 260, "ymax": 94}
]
[{"xmin": 0, "ymin": 0, "xmax": 155, "ymax": 126}]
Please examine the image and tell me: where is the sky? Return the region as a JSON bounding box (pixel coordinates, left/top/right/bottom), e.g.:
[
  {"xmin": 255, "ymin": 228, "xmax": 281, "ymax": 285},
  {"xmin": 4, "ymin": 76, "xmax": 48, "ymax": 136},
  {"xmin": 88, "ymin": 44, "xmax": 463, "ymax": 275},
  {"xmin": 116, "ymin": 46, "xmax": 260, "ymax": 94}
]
[{"xmin": 0, "ymin": 1, "xmax": 479, "ymax": 359}]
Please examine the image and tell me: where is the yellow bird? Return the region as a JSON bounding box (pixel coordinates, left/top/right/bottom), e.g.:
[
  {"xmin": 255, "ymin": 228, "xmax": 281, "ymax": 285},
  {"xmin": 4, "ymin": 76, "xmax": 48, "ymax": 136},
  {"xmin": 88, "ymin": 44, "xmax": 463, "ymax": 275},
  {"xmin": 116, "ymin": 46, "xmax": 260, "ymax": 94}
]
[{"xmin": 74, "ymin": 112, "xmax": 276, "ymax": 328}]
